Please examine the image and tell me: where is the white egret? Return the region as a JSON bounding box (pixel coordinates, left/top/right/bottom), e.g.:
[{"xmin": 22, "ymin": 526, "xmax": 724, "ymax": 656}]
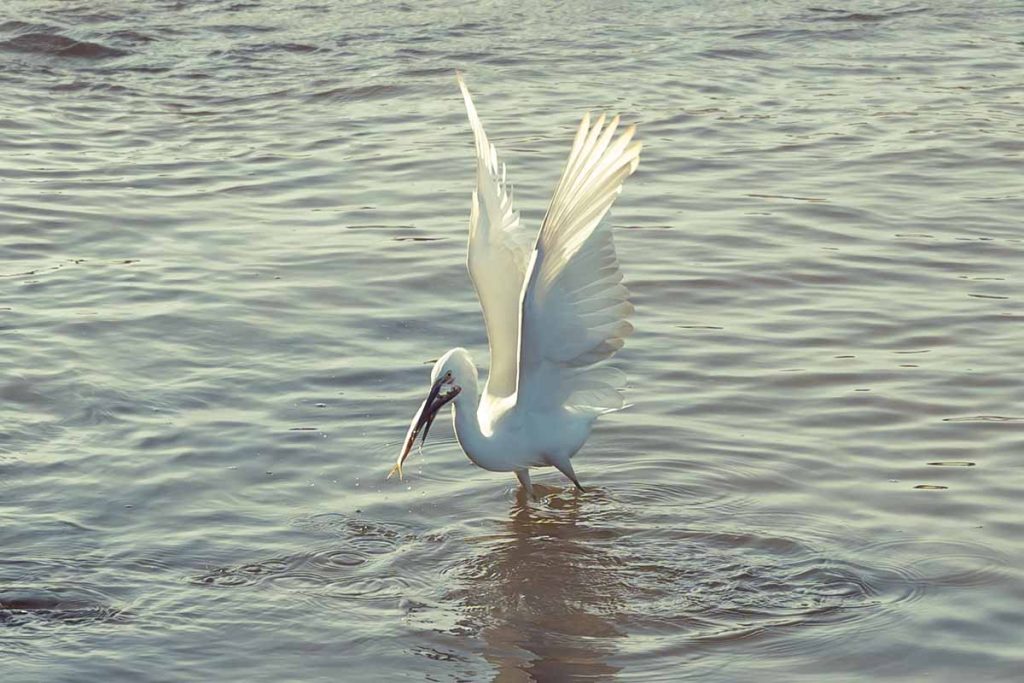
[{"xmin": 391, "ymin": 74, "xmax": 641, "ymax": 497}]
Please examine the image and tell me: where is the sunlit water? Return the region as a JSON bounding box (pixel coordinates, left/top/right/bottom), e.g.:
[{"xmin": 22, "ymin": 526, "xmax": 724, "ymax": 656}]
[{"xmin": 2, "ymin": 1, "xmax": 1022, "ymax": 680}]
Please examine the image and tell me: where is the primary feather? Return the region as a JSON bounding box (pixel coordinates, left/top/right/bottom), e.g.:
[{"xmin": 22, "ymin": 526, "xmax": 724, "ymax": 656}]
[{"xmin": 517, "ymin": 113, "xmax": 641, "ymax": 414}]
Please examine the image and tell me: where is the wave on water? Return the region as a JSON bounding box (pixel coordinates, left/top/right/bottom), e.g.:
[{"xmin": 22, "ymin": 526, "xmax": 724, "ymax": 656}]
[{"xmin": 0, "ymin": 29, "xmax": 126, "ymax": 60}]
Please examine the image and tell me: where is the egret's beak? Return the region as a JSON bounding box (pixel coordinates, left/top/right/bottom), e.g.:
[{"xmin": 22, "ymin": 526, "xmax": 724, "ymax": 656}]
[{"xmin": 389, "ymin": 377, "xmax": 461, "ymax": 480}]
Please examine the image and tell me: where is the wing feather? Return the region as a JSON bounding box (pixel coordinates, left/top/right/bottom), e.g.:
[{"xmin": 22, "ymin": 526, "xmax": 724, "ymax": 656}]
[
  {"xmin": 516, "ymin": 113, "xmax": 641, "ymax": 413},
  {"xmin": 457, "ymin": 73, "xmax": 532, "ymax": 399}
]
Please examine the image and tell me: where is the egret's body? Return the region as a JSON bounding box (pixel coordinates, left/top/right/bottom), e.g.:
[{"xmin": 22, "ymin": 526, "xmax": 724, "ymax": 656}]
[
  {"xmin": 392, "ymin": 74, "xmax": 641, "ymax": 496},
  {"xmin": 445, "ymin": 350, "xmax": 590, "ymax": 473}
]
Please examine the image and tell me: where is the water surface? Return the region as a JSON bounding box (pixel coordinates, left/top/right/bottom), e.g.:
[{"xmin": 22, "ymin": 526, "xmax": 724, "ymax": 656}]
[{"xmin": 2, "ymin": 0, "xmax": 1023, "ymax": 680}]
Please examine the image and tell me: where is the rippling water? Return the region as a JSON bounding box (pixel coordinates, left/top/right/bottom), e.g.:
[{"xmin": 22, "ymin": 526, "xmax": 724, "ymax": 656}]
[{"xmin": 2, "ymin": 0, "xmax": 1022, "ymax": 680}]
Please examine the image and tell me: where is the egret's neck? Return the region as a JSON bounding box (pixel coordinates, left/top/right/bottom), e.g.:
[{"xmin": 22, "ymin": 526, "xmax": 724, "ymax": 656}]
[
  {"xmin": 450, "ymin": 379, "xmax": 500, "ymax": 471},
  {"xmin": 451, "ymin": 378, "xmax": 481, "ymax": 440}
]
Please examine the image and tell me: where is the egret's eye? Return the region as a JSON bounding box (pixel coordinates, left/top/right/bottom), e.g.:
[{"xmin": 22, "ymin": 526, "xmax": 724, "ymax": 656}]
[{"xmin": 445, "ymin": 371, "xmax": 453, "ymax": 380}]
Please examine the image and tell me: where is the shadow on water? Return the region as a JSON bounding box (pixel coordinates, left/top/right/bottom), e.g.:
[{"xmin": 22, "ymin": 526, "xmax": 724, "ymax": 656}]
[{"xmin": 450, "ymin": 487, "xmax": 625, "ymax": 681}]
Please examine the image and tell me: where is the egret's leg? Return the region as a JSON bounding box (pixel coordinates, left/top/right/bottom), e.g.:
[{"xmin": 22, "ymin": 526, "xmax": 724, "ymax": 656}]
[
  {"xmin": 552, "ymin": 458, "xmax": 585, "ymax": 492},
  {"xmin": 515, "ymin": 469, "xmax": 535, "ymax": 499}
]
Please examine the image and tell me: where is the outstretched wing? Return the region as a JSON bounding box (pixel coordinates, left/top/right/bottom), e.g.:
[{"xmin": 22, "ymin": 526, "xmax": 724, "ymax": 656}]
[
  {"xmin": 458, "ymin": 73, "xmax": 533, "ymax": 399},
  {"xmin": 516, "ymin": 113, "xmax": 641, "ymax": 413}
]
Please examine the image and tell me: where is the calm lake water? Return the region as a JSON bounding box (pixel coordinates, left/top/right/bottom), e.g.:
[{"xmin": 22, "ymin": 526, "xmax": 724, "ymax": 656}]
[{"xmin": 2, "ymin": 1, "xmax": 1022, "ymax": 680}]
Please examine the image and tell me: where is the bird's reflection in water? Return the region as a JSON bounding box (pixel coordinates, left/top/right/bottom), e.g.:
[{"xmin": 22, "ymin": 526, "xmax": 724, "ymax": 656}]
[{"xmin": 452, "ymin": 485, "xmax": 625, "ymax": 682}]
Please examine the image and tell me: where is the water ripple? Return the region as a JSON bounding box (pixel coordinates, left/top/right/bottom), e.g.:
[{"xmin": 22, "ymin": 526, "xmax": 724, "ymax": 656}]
[{"xmin": 2, "ymin": 0, "xmax": 1022, "ymax": 678}]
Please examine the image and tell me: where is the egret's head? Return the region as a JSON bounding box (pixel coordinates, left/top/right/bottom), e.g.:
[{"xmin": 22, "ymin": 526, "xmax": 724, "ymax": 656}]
[
  {"xmin": 390, "ymin": 348, "xmax": 475, "ymax": 480},
  {"xmin": 429, "ymin": 347, "xmax": 476, "ymax": 388}
]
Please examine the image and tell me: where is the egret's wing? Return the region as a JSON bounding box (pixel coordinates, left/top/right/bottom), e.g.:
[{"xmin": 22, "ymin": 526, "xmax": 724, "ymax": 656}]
[
  {"xmin": 516, "ymin": 113, "xmax": 641, "ymax": 412},
  {"xmin": 458, "ymin": 74, "xmax": 532, "ymax": 399}
]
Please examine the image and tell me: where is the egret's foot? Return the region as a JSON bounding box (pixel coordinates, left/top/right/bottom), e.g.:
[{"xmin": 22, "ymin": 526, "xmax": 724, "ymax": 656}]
[
  {"xmin": 515, "ymin": 469, "xmax": 536, "ymax": 500},
  {"xmin": 549, "ymin": 457, "xmax": 585, "ymax": 493}
]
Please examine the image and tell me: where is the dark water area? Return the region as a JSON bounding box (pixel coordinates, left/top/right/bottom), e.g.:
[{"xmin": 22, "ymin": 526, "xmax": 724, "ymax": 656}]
[{"xmin": 2, "ymin": 0, "xmax": 1022, "ymax": 680}]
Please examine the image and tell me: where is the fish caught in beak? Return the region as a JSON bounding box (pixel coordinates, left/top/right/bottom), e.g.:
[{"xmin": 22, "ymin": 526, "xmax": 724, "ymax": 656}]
[{"xmin": 389, "ymin": 376, "xmax": 461, "ymax": 480}]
